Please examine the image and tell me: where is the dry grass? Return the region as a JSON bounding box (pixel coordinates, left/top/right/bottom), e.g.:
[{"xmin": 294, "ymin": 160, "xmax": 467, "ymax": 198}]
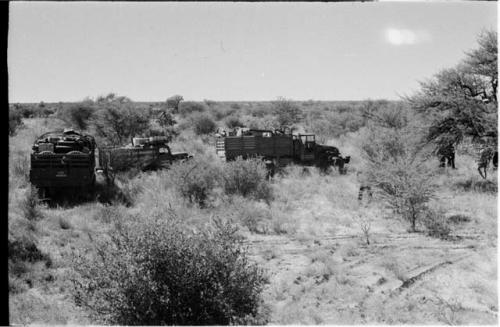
[{"xmin": 9, "ymin": 117, "xmax": 498, "ymax": 325}]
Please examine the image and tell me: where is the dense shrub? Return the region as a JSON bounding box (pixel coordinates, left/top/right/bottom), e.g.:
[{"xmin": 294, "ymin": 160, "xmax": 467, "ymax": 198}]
[
  {"xmin": 454, "ymin": 177, "xmax": 497, "ymax": 193},
  {"xmin": 8, "ymin": 236, "xmax": 51, "ymax": 265},
  {"xmin": 223, "ymin": 157, "xmax": 273, "ymax": 202},
  {"xmin": 91, "ymin": 95, "xmax": 150, "ymax": 146},
  {"xmin": 178, "ymin": 101, "xmax": 207, "ymax": 117},
  {"xmin": 203, "ymin": 99, "xmax": 217, "ymax": 107},
  {"xmin": 225, "ymin": 115, "xmax": 245, "ymax": 129},
  {"xmin": 211, "ymin": 105, "xmax": 236, "ymax": 120},
  {"xmin": 9, "ymin": 107, "xmax": 23, "ymax": 136},
  {"xmin": 58, "ymin": 102, "xmax": 95, "ymax": 130},
  {"xmin": 17, "ymin": 104, "xmax": 37, "ymax": 118},
  {"xmin": 21, "ymin": 186, "xmax": 44, "ymax": 222},
  {"xmin": 246, "ymin": 115, "xmax": 280, "ymax": 130},
  {"xmin": 273, "ymin": 97, "xmax": 303, "ymax": 127},
  {"xmin": 167, "ymin": 158, "xmax": 220, "ymax": 207},
  {"xmin": 10, "ymin": 153, "xmax": 30, "ymax": 185},
  {"xmin": 422, "ymin": 208, "xmax": 451, "ymax": 239},
  {"xmin": 72, "ymin": 215, "xmax": 268, "ymax": 325},
  {"xmin": 166, "ymin": 94, "xmax": 184, "ymax": 113},
  {"xmin": 248, "ymin": 103, "xmax": 273, "ymax": 118},
  {"xmin": 156, "ymin": 109, "xmax": 176, "ymax": 128},
  {"xmin": 192, "ymin": 113, "xmax": 217, "ymax": 135}
]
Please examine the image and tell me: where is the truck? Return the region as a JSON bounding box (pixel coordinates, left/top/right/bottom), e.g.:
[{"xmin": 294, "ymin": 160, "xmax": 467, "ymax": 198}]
[
  {"xmin": 29, "ymin": 129, "xmax": 97, "ymax": 199},
  {"xmin": 97, "ymin": 136, "xmax": 192, "ymax": 179},
  {"xmin": 215, "ymin": 128, "xmax": 350, "ymax": 174},
  {"xmin": 30, "ymin": 130, "xmax": 192, "ymax": 199}
]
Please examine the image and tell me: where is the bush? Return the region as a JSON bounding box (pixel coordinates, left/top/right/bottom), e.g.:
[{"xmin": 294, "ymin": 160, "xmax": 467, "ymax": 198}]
[
  {"xmin": 192, "ymin": 113, "xmax": 217, "ymax": 135},
  {"xmin": 246, "ymin": 115, "xmax": 280, "ymax": 130},
  {"xmin": 167, "ymin": 158, "xmax": 220, "ymax": 207},
  {"xmin": 223, "ymin": 157, "xmax": 273, "ymax": 202},
  {"xmin": 21, "ymin": 186, "xmax": 43, "ymax": 222},
  {"xmin": 225, "ymin": 115, "xmax": 245, "ymax": 129},
  {"xmin": 17, "ymin": 104, "xmax": 37, "ymax": 118},
  {"xmin": 273, "ymin": 97, "xmax": 303, "ymax": 127},
  {"xmin": 72, "ymin": 215, "xmax": 268, "ymax": 325},
  {"xmin": 8, "ymin": 236, "xmax": 51, "ymax": 266},
  {"xmin": 91, "ymin": 95, "xmax": 150, "ymax": 146},
  {"xmin": 362, "ymin": 115, "xmax": 437, "ymax": 232},
  {"xmin": 178, "ymin": 101, "xmax": 207, "ymax": 117},
  {"xmin": 166, "ymin": 94, "xmax": 184, "ymax": 113},
  {"xmin": 422, "ymin": 208, "xmax": 451, "ymax": 239},
  {"xmin": 454, "ymin": 177, "xmax": 497, "ymax": 193},
  {"xmin": 59, "ymin": 102, "xmax": 95, "ymax": 130},
  {"xmin": 9, "ymin": 108, "xmax": 23, "ymax": 136},
  {"xmin": 10, "ymin": 154, "xmax": 30, "ymax": 185},
  {"xmin": 211, "ymin": 105, "xmax": 236, "ymax": 120}
]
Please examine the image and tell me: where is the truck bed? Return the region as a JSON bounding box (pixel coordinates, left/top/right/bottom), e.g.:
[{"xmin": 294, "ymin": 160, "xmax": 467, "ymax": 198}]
[{"xmin": 219, "ymin": 135, "xmax": 294, "ymax": 160}]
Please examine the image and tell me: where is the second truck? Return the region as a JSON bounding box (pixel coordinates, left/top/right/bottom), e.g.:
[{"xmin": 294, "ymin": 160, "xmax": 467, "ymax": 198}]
[{"xmin": 215, "ymin": 128, "xmax": 350, "ymax": 174}]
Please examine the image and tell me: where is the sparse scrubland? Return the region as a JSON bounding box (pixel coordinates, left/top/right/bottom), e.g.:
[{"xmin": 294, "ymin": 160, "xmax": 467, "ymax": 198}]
[
  {"xmin": 8, "ymin": 100, "xmax": 497, "ymax": 325},
  {"xmin": 8, "ymin": 32, "xmax": 497, "ymax": 325}
]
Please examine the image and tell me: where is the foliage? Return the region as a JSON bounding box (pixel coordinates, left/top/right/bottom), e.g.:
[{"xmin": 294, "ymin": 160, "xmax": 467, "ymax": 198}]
[
  {"xmin": 91, "ymin": 94, "xmax": 150, "ymax": 146},
  {"xmin": 166, "ymin": 94, "xmax": 184, "ymax": 113},
  {"xmin": 407, "ymin": 30, "xmax": 498, "ymax": 149},
  {"xmin": 222, "ymin": 157, "xmax": 273, "ymax": 202},
  {"xmin": 360, "ymin": 101, "xmax": 409, "ymax": 130},
  {"xmin": 9, "ymin": 107, "xmax": 24, "ymax": 136},
  {"xmin": 203, "ymin": 99, "xmax": 217, "ymax": 107},
  {"xmin": 362, "ymin": 111, "xmax": 437, "ymax": 232},
  {"xmin": 246, "ymin": 115, "xmax": 280, "ymax": 131},
  {"xmin": 192, "ymin": 113, "xmax": 217, "ymax": 135},
  {"xmin": 211, "ymin": 105, "xmax": 237, "ymax": 121},
  {"xmin": 307, "ymin": 109, "xmax": 364, "ymax": 140},
  {"xmin": 178, "ymin": 101, "xmax": 208, "ymax": 118},
  {"xmin": 58, "ymin": 100, "xmax": 95, "ymax": 130},
  {"xmin": 21, "ymin": 186, "xmax": 44, "ymax": 222},
  {"xmin": 453, "ymin": 176, "xmax": 497, "ymax": 193},
  {"xmin": 422, "ymin": 208, "xmax": 451, "ymax": 239},
  {"xmin": 156, "ymin": 109, "xmax": 176, "ymax": 128},
  {"xmin": 8, "ymin": 236, "xmax": 51, "ymax": 265},
  {"xmin": 72, "ymin": 214, "xmax": 267, "ymax": 325},
  {"xmin": 225, "ymin": 115, "xmax": 245, "ymax": 129},
  {"xmin": 167, "ymin": 158, "xmax": 220, "ymax": 207},
  {"xmin": 273, "ymin": 97, "xmax": 303, "ymax": 127}
]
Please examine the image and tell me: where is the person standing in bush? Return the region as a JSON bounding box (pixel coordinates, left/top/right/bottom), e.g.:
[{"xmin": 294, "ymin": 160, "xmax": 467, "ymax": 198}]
[
  {"xmin": 478, "ymin": 145, "xmax": 494, "ymax": 179},
  {"xmin": 437, "ymin": 143, "xmax": 456, "ymax": 169},
  {"xmin": 356, "ymin": 169, "xmax": 373, "ymax": 203}
]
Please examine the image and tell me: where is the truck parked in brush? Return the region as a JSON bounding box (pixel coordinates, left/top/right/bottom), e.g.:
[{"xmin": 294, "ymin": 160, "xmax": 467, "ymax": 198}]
[
  {"xmin": 97, "ymin": 136, "xmax": 192, "ymax": 178},
  {"xmin": 29, "ymin": 129, "xmax": 97, "ymax": 198},
  {"xmin": 215, "ymin": 128, "xmax": 350, "ymax": 174},
  {"xmin": 30, "ymin": 130, "xmax": 192, "ymax": 199}
]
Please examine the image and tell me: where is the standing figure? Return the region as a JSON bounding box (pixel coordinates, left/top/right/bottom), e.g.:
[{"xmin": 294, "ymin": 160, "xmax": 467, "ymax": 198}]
[
  {"xmin": 357, "ymin": 170, "xmax": 373, "ymax": 203},
  {"xmin": 437, "ymin": 143, "xmax": 456, "ymax": 169},
  {"xmin": 478, "ymin": 146, "xmax": 494, "ymax": 179}
]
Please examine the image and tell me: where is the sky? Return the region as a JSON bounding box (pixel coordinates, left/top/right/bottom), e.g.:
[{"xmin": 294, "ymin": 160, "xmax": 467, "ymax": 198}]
[{"xmin": 8, "ymin": 1, "xmax": 498, "ymax": 103}]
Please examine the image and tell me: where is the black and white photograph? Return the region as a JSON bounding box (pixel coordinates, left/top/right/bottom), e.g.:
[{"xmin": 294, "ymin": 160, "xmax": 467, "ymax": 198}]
[{"xmin": 8, "ymin": 1, "xmax": 498, "ymax": 325}]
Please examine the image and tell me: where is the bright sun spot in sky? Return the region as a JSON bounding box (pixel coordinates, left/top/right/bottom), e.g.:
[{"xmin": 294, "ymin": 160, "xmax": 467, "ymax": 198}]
[{"xmin": 385, "ymin": 28, "xmax": 417, "ymax": 45}]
